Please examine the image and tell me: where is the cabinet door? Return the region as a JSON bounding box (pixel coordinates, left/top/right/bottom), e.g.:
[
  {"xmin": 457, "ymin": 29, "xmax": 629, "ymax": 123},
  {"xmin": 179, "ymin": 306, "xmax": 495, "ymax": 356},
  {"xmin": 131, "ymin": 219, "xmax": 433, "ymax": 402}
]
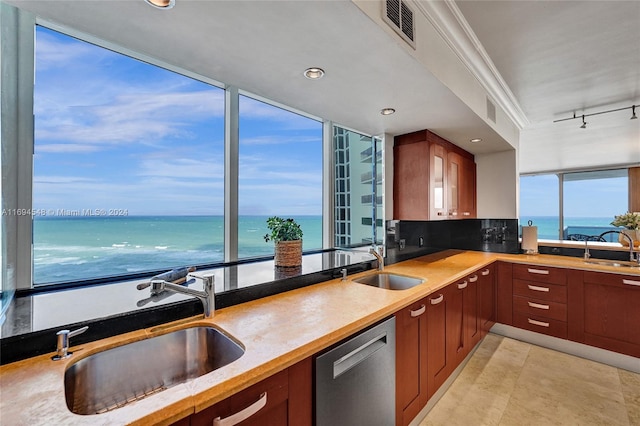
[
  {"xmin": 448, "ymin": 278, "xmax": 466, "ymax": 367},
  {"xmin": 395, "ymin": 300, "xmax": 428, "ymax": 426},
  {"xmin": 393, "ymin": 141, "xmax": 430, "ymax": 220},
  {"xmin": 459, "ymin": 156, "xmax": 476, "ymax": 218},
  {"xmin": 427, "ymin": 288, "xmax": 449, "ymax": 399},
  {"xmin": 478, "ymin": 265, "xmax": 496, "ymax": 335},
  {"xmin": 465, "ymin": 272, "xmax": 481, "ymax": 349},
  {"xmin": 429, "ymin": 143, "xmax": 447, "ymax": 220},
  {"xmin": 582, "ymin": 272, "xmax": 640, "ymax": 357},
  {"xmin": 447, "ymin": 151, "xmax": 461, "ymax": 219}
]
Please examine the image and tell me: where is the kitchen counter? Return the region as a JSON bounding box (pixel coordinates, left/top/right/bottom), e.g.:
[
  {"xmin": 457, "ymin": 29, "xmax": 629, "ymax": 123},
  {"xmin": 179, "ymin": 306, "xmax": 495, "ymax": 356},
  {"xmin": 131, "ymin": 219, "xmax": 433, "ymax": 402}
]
[{"xmin": 1, "ymin": 250, "xmax": 638, "ymax": 425}]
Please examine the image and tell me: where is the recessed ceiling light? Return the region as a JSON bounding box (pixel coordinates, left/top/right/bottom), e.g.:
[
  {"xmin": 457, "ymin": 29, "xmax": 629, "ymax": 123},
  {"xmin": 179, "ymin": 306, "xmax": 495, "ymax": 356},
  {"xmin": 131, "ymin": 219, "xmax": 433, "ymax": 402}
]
[
  {"xmin": 470, "ymin": 138, "xmax": 482, "ymax": 143},
  {"xmin": 303, "ymin": 67, "xmax": 325, "ymax": 79},
  {"xmin": 145, "ymin": 0, "xmax": 175, "ymax": 9},
  {"xmin": 380, "ymin": 108, "xmax": 396, "ymax": 116}
]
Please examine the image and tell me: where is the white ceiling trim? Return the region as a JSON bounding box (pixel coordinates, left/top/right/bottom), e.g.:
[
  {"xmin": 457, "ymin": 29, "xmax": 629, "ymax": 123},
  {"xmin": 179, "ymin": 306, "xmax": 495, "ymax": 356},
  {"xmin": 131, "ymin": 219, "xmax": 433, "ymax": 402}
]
[{"xmin": 414, "ymin": 0, "xmax": 529, "ymax": 130}]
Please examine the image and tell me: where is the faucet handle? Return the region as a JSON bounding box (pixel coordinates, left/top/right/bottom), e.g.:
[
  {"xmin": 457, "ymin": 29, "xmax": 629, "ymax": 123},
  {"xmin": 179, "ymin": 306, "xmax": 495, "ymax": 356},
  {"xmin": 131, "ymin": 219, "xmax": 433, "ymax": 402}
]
[
  {"xmin": 52, "ymin": 326, "xmax": 88, "ymax": 361},
  {"xmin": 188, "ymin": 272, "xmax": 215, "ymax": 290}
]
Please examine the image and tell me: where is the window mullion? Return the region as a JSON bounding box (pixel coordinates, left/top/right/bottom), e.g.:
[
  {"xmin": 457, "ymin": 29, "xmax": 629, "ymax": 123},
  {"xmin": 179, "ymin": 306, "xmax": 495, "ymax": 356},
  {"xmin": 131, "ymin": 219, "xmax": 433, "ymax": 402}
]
[{"xmin": 225, "ymin": 86, "xmax": 239, "ymax": 263}]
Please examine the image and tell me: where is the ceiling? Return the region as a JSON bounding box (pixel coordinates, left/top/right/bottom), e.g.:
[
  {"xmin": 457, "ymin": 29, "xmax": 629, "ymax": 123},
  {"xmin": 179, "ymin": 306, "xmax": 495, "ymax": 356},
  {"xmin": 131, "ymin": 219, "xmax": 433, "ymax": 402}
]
[
  {"xmin": 456, "ymin": 0, "xmax": 640, "ymax": 173},
  {"xmin": 3, "ymin": 0, "xmax": 639, "ymax": 172}
]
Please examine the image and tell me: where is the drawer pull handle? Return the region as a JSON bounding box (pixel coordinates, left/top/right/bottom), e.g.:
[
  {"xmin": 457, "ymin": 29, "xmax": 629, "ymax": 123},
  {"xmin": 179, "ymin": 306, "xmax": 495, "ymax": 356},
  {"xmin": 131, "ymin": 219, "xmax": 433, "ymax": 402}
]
[
  {"xmin": 410, "ymin": 304, "xmax": 426, "ymax": 317},
  {"xmin": 481, "ymin": 269, "xmax": 490, "ymax": 276},
  {"xmin": 457, "ymin": 281, "xmax": 468, "ymax": 289},
  {"xmin": 527, "ymin": 268, "xmax": 550, "ymax": 275},
  {"xmin": 430, "ymin": 294, "xmax": 444, "ymax": 305},
  {"xmin": 214, "ymin": 392, "xmax": 267, "ymax": 426},
  {"xmin": 622, "ymin": 279, "xmax": 640, "ymax": 287},
  {"xmin": 528, "ymin": 285, "xmax": 550, "ymax": 292},
  {"xmin": 528, "ymin": 318, "xmax": 550, "ymax": 328},
  {"xmin": 469, "ymin": 275, "xmax": 478, "ymax": 283},
  {"xmin": 528, "ymin": 301, "xmax": 550, "ymax": 310}
]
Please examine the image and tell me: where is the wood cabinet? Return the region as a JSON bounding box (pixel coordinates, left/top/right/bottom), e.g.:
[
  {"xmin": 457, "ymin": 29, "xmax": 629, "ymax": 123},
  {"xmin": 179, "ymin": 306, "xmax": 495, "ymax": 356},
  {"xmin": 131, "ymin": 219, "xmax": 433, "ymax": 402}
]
[
  {"xmin": 510, "ymin": 264, "xmax": 568, "ymax": 339},
  {"xmin": 573, "ymin": 271, "xmax": 640, "ymax": 358},
  {"xmin": 183, "ymin": 357, "xmax": 312, "ymax": 426},
  {"xmin": 426, "ymin": 287, "xmax": 450, "ymax": 399},
  {"xmin": 395, "ymin": 299, "xmax": 428, "ymax": 426},
  {"xmin": 394, "ymin": 130, "xmax": 476, "ymax": 220},
  {"xmin": 478, "ymin": 265, "xmax": 496, "ymax": 335}
]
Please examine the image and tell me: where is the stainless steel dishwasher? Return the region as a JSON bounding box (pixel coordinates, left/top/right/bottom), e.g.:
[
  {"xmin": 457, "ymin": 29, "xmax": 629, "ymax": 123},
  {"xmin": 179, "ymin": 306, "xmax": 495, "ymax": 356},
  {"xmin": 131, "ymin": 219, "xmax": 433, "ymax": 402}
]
[{"xmin": 315, "ymin": 316, "xmax": 396, "ymax": 426}]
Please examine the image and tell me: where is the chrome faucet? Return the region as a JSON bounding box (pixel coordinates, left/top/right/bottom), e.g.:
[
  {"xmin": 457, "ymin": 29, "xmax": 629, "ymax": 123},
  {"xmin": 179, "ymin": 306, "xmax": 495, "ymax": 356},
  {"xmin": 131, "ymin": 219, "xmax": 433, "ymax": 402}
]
[
  {"xmin": 598, "ymin": 230, "xmax": 639, "ymax": 264},
  {"xmin": 143, "ymin": 273, "xmax": 216, "ymax": 318},
  {"xmin": 369, "ymin": 246, "xmax": 385, "ymax": 271},
  {"xmin": 52, "ymin": 325, "xmax": 88, "ymax": 360}
]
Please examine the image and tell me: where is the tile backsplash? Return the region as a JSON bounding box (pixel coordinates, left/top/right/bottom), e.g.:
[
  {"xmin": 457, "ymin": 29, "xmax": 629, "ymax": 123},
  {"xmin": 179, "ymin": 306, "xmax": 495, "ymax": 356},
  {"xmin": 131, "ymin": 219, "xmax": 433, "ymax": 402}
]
[{"xmin": 385, "ymin": 219, "xmax": 519, "ymax": 263}]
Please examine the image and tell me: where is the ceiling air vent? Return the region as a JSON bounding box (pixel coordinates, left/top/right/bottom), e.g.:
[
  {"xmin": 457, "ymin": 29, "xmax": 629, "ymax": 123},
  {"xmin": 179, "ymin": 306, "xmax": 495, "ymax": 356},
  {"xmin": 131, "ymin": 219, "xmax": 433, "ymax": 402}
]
[
  {"xmin": 486, "ymin": 97, "xmax": 497, "ymax": 123},
  {"xmin": 383, "ymin": 0, "xmax": 416, "ymax": 49}
]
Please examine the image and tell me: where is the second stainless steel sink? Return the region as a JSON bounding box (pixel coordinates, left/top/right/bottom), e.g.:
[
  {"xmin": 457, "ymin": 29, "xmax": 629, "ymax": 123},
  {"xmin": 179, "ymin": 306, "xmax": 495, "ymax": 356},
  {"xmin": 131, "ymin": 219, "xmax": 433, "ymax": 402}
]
[
  {"xmin": 64, "ymin": 326, "xmax": 244, "ymax": 415},
  {"xmin": 585, "ymin": 259, "xmax": 639, "ymax": 268},
  {"xmin": 353, "ymin": 272, "xmax": 425, "ymax": 290}
]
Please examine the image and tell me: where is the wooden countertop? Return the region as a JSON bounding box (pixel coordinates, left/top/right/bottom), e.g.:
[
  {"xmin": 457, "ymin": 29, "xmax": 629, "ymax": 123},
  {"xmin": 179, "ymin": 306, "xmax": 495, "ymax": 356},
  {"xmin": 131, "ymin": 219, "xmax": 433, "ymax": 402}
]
[{"xmin": 1, "ymin": 250, "xmax": 638, "ymax": 425}]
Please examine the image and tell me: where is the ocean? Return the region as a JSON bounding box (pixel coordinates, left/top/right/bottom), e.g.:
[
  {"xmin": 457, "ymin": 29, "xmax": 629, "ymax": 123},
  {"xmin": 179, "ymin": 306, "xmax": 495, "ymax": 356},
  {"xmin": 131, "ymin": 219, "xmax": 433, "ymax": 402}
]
[
  {"xmin": 521, "ymin": 216, "xmax": 619, "ymax": 241},
  {"xmin": 33, "ymin": 216, "xmax": 322, "ymax": 285},
  {"xmin": 33, "ymin": 215, "xmax": 621, "ymax": 285}
]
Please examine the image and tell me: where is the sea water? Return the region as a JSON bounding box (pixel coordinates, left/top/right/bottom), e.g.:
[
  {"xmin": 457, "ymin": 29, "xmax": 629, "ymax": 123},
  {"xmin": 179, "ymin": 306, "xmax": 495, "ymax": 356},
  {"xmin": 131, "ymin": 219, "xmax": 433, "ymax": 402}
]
[
  {"xmin": 33, "ymin": 215, "xmax": 322, "ymax": 285},
  {"xmin": 521, "ymin": 216, "xmax": 619, "ymax": 240}
]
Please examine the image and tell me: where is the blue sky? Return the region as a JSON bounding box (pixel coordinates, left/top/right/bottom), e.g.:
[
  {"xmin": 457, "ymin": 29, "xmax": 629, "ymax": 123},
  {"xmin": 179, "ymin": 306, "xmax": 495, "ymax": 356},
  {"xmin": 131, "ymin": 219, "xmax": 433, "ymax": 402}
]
[{"xmin": 33, "ymin": 26, "xmax": 322, "ymax": 216}]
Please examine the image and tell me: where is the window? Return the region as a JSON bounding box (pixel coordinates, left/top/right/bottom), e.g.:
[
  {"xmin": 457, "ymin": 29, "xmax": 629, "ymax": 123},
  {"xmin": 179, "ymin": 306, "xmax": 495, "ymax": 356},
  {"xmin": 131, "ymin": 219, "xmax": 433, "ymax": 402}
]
[
  {"xmin": 563, "ymin": 169, "xmax": 627, "ymax": 241},
  {"xmin": 333, "ymin": 126, "xmax": 384, "ymax": 246},
  {"xmin": 520, "ymin": 169, "xmax": 628, "ymax": 241},
  {"xmin": 33, "ymin": 26, "xmax": 224, "ymax": 284},
  {"xmin": 9, "ymin": 21, "xmax": 385, "ymax": 289},
  {"xmin": 238, "ymin": 95, "xmax": 323, "ymax": 257}
]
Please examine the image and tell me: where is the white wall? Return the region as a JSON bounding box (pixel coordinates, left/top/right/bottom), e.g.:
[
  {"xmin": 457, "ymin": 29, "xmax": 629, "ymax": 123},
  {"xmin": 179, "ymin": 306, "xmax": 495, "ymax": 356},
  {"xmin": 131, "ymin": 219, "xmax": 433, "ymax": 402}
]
[{"xmin": 476, "ymin": 150, "xmax": 519, "ymax": 219}]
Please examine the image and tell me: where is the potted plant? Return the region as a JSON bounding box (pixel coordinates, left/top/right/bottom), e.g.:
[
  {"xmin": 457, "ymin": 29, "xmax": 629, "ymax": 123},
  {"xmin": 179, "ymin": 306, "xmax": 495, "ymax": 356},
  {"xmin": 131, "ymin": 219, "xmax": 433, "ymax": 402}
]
[
  {"xmin": 610, "ymin": 212, "xmax": 640, "ymax": 247},
  {"xmin": 264, "ymin": 216, "xmax": 303, "ymax": 267}
]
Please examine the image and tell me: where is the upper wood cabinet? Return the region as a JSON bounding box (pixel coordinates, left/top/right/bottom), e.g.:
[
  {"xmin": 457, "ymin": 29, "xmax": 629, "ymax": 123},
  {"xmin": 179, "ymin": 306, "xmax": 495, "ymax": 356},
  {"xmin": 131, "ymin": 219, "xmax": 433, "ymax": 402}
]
[{"xmin": 394, "ymin": 130, "xmax": 476, "ymax": 220}]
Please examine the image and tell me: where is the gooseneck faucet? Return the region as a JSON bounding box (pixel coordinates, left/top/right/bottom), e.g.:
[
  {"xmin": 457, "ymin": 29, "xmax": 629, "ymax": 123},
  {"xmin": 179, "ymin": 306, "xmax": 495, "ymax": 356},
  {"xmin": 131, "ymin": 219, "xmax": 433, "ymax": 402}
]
[
  {"xmin": 598, "ymin": 230, "xmax": 639, "ymax": 264},
  {"xmin": 142, "ymin": 273, "xmax": 216, "ymax": 318},
  {"xmin": 369, "ymin": 246, "xmax": 385, "ymax": 271}
]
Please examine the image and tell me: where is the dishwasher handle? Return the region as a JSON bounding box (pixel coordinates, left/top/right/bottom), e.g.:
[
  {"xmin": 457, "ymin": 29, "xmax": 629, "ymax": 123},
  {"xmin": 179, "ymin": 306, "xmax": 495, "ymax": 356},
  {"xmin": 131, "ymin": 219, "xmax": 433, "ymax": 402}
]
[{"xmin": 333, "ymin": 332, "xmax": 388, "ymax": 379}]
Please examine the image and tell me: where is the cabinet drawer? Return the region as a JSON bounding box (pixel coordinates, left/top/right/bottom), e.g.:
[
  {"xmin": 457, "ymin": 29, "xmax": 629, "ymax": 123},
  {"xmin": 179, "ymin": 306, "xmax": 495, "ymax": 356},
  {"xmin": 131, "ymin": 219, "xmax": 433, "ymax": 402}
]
[
  {"xmin": 512, "ymin": 264, "xmax": 566, "ymax": 285},
  {"xmin": 191, "ymin": 369, "xmax": 288, "ymax": 426},
  {"xmin": 513, "ymin": 295, "xmax": 567, "ymax": 321},
  {"xmin": 513, "ymin": 312, "xmax": 567, "ymax": 339},
  {"xmin": 513, "ymin": 279, "xmax": 567, "ymax": 303}
]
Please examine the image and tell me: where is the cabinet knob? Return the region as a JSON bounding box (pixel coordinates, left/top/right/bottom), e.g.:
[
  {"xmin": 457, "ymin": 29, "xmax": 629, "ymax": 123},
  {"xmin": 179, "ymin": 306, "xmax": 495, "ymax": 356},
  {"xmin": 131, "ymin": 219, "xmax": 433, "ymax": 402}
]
[
  {"xmin": 469, "ymin": 275, "xmax": 478, "ymax": 283},
  {"xmin": 457, "ymin": 281, "xmax": 468, "ymax": 290},
  {"xmin": 481, "ymin": 269, "xmax": 490, "ymax": 276},
  {"xmin": 410, "ymin": 304, "xmax": 426, "ymax": 317}
]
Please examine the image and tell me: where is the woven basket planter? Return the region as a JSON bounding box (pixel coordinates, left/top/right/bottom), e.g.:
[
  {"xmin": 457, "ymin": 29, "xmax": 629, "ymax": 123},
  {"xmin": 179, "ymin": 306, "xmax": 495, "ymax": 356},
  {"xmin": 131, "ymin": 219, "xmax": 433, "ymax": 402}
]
[{"xmin": 274, "ymin": 240, "xmax": 302, "ymax": 267}]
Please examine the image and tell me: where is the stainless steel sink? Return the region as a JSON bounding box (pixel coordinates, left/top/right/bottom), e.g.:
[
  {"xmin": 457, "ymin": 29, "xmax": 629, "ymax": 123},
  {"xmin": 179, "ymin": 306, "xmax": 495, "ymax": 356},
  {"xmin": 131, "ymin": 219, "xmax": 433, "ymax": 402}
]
[
  {"xmin": 585, "ymin": 259, "xmax": 640, "ymax": 268},
  {"xmin": 64, "ymin": 326, "xmax": 244, "ymax": 415},
  {"xmin": 353, "ymin": 272, "xmax": 424, "ymax": 290}
]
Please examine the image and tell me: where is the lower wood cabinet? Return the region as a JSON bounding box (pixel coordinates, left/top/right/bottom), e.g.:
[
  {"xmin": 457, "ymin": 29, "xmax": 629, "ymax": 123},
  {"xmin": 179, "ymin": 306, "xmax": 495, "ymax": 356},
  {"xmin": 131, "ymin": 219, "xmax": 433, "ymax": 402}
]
[
  {"xmin": 478, "ymin": 265, "xmax": 496, "ymax": 335},
  {"xmin": 574, "ymin": 271, "xmax": 640, "ymax": 358},
  {"xmin": 176, "ymin": 357, "xmax": 312, "ymax": 426},
  {"xmin": 395, "ymin": 299, "xmax": 428, "ymax": 426},
  {"xmin": 426, "ymin": 287, "xmax": 450, "ymax": 400}
]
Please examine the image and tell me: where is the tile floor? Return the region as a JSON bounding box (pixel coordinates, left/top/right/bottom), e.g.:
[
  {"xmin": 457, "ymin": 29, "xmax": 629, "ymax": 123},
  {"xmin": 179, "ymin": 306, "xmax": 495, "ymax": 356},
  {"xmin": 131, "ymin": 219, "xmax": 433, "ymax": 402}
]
[{"xmin": 420, "ymin": 334, "xmax": 640, "ymax": 426}]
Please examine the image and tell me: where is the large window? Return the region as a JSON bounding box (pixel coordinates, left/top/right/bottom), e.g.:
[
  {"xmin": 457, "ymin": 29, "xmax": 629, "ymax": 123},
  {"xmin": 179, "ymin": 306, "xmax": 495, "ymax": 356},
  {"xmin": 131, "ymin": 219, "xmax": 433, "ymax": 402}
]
[
  {"xmin": 33, "ymin": 26, "xmax": 225, "ymax": 284},
  {"xmin": 9, "ymin": 22, "xmax": 385, "ymax": 288},
  {"xmin": 238, "ymin": 95, "xmax": 323, "ymax": 257},
  {"xmin": 520, "ymin": 169, "xmax": 628, "ymax": 241}
]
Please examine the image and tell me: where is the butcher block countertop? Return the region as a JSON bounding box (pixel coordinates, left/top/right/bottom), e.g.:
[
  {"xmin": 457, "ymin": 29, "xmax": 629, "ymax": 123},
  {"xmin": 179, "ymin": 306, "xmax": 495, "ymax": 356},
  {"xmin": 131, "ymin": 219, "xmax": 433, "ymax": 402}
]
[{"xmin": 1, "ymin": 250, "xmax": 638, "ymax": 425}]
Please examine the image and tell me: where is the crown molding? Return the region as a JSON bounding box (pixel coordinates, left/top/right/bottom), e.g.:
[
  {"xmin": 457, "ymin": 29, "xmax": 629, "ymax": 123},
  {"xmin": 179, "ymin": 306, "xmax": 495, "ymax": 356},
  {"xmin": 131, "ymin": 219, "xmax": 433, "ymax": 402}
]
[{"xmin": 414, "ymin": 0, "xmax": 529, "ymax": 130}]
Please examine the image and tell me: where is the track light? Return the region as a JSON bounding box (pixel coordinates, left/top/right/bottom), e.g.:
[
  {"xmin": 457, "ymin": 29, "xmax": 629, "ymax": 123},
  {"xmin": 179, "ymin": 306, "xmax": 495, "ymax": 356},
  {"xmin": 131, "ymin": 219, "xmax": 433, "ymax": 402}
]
[{"xmin": 553, "ymin": 103, "xmax": 639, "ymax": 127}]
